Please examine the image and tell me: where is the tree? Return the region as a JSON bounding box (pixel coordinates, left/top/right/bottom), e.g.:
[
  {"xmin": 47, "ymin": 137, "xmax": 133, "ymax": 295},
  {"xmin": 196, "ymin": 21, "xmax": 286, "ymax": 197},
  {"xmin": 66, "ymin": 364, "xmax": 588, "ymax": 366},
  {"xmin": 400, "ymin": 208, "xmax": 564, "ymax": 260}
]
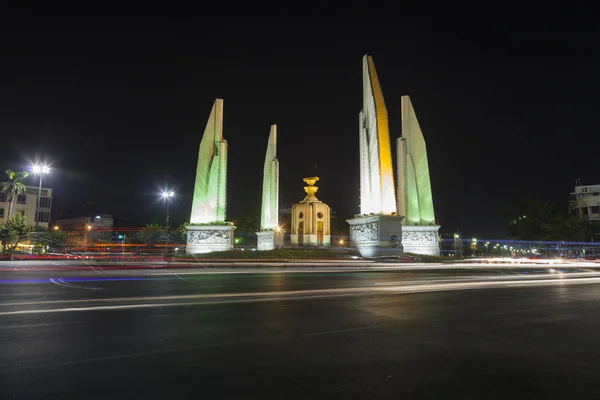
[
  {"xmin": 233, "ymin": 212, "xmax": 259, "ymax": 233},
  {"xmin": 136, "ymin": 224, "xmax": 167, "ymax": 245},
  {"xmin": 38, "ymin": 229, "xmax": 74, "ymax": 253},
  {"xmin": 504, "ymin": 197, "xmax": 592, "ymax": 242},
  {"xmin": 1, "ymin": 169, "xmax": 29, "ymax": 219},
  {"xmin": 0, "ymin": 214, "xmax": 33, "ymax": 251},
  {"xmin": 168, "ymin": 223, "xmax": 188, "ymax": 244}
]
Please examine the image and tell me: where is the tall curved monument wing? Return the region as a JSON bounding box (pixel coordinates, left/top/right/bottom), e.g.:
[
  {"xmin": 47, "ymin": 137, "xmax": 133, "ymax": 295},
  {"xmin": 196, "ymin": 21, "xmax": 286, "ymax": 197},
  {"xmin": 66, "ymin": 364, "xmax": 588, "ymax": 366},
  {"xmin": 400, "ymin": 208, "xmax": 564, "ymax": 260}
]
[
  {"xmin": 359, "ymin": 55, "xmax": 397, "ymax": 215},
  {"xmin": 256, "ymin": 125, "xmax": 282, "ymax": 251},
  {"xmin": 397, "ymin": 95, "xmax": 435, "ymax": 225},
  {"xmin": 190, "ymin": 99, "xmax": 228, "ymax": 224},
  {"xmin": 186, "ymin": 98, "xmax": 234, "ymax": 254},
  {"xmin": 349, "ymin": 55, "xmax": 403, "ymax": 258},
  {"xmin": 260, "ymin": 125, "xmax": 279, "ymax": 230}
]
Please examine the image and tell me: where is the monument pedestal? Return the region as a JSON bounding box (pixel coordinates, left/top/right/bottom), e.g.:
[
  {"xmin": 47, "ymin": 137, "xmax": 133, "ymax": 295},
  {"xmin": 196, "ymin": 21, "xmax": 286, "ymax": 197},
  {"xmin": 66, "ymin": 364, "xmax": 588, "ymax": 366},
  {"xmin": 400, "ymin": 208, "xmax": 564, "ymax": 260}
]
[
  {"xmin": 402, "ymin": 225, "xmax": 441, "ymax": 256},
  {"xmin": 256, "ymin": 230, "xmax": 284, "ymax": 251},
  {"xmin": 186, "ymin": 224, "xmax": 235, "ymax": 254},
  {"xmin": 347, "ymin": 215, "xmax": 404, "ymax": 258}
]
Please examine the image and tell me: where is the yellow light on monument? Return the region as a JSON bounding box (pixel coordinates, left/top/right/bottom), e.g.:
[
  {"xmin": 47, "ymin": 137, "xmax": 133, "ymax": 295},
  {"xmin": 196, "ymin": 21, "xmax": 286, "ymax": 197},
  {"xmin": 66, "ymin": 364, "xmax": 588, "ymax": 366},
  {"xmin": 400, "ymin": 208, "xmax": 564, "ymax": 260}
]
[
  {"xmin": 86, "ymin": 224, "xmax": 93, "ymax": 231},
  {"xmin": 275, "ymin": 226, "xmax": 281, "ymax": 233},
  {"xmin": 53, "ymin": 225, "xmax": 59, "ymax": 231}
]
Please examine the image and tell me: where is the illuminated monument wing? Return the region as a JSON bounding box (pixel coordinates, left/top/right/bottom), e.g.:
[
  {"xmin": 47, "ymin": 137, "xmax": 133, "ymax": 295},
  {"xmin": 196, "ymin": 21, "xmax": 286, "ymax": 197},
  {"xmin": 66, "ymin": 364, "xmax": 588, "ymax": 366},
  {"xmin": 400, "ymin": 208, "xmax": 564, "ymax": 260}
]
[
  {"xmin": 348, "ymin": 55, "xmax": 404, "ymax": 258},
  {"xmin": 359, "ymin": 55, "xmax": 397, "ymax": 215},
  {"xmin": 186, "ymin": 99, "xmax": 235, "ymax": 254},
  {"xmin": 190, "ymin": 99, "xmax": 227, "ymax": 224},
  {"xmin": 397, "ymin": 95, "xmax": 440, "ymax": 256},
  {"xmin": 256, "ymin": 125, "xmax": 283, "ymax": 250}
]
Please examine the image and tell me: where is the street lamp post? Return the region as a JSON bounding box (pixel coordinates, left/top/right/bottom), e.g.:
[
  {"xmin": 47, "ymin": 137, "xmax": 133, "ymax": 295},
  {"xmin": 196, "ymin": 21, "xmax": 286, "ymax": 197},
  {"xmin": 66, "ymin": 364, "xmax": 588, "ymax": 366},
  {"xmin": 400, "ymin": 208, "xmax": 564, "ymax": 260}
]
[
  {"xmin": 32, "ymin": 164, "xmax": 50, "ymax": 229},
  {"xmin": 161, "ymin": 191, "xmax": 175, "ymax": 230}
]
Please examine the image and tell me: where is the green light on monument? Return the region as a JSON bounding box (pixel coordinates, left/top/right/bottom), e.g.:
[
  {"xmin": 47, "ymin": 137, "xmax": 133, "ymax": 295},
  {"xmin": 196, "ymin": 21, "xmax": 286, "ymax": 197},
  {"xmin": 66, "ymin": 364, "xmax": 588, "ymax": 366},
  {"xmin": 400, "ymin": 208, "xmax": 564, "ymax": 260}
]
[
  {"xmin": 190, "ymin": 99, "xmax": 228, "ymax": 224},
  {"xmin": 397, "ymin": 95, "xmax": 436, "ymax": 225}
]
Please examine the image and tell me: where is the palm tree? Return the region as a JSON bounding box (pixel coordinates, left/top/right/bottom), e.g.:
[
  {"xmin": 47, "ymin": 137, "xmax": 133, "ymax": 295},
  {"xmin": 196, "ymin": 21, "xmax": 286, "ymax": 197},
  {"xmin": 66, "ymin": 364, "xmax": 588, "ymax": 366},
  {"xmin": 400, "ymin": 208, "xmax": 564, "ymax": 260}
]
[{"xmin": 1, "ymin": 169, "xmax": 29, "ymax": 219}]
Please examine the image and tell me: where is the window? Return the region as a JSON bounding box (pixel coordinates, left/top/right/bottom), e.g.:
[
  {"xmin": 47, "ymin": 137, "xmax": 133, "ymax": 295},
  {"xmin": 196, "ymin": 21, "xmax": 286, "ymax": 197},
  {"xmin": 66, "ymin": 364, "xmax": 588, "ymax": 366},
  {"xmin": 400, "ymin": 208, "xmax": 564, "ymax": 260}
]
[
  {"xmin": 40, "ymin": 189, "xmax": 48, "ymax": 196},
  {"xmin": 317, "ymin": 212, "xmax": 323, "ymax": 219},
  {"xmin": 0, "ymin": 192, "xmax": 6, "ymax": 202},
  {"xmin": 583, "ymin": 187, "xmax": 589, "ymax": 193},
  {"xmin": 591, "ymin": 206, "xmax": 600, "ymax": 214},
  {"xmin": 37, "ymin": 211, "xmax": 50, "ymax": 222},
  {"xmin": 17, "ymin": 210, "xmax": 24, "ymax": 216},
  {"xmin": 0, "ymin": 208, "xmax": 4, "ymax": 218},
  {"xmin": 39, "ymin": 196, "xmax": 51, "ymax": 208},
  {"xmin": 17, "ymin": 194, "xmax": 26, "ymax": 204},
  {"xmin": 594, "ymin": 192, "xmax": 600, "ymax": 197},
  {"xmin": 298, "ymin": 212, "xmax": 304, "ymax": 219}
]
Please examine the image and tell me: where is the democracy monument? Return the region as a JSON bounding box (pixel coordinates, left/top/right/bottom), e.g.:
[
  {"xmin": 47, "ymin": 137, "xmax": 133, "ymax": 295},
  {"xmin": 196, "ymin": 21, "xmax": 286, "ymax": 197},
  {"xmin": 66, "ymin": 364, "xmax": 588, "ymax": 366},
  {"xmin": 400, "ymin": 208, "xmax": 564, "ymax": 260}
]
[
  {"xmin": 185, "ymin": 99, "xmax": 235, "ymax": 254},
  {"xmin": 186, "ymin": 55, "xmax": 439, "ymax": 257},
  {"xmin": 347, "ymin": 55, "xmax": 440, "ymax": 257},
  {"xmin": 256, "ymin": 125, "xmax": 283, "ymax": 251}
]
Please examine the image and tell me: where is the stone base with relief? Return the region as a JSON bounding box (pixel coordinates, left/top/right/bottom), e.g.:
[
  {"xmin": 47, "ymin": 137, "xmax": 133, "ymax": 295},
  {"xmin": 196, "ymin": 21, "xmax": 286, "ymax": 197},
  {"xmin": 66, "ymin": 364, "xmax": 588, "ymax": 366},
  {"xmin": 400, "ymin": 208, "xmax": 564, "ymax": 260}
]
[
  {"xmin": 347, "ymin": 215, "xmax": 404, "ymax": 258},
  {"xmin": 186, "ymin": 224, "xmax": 235, "ymax": 254},
  {"xmin": 256, "ymin": 230, "xmax": 284, "ymax": 251},
  {"xmin": 401, "ymin": 225, "xmax": 441, "ymax": 256}
]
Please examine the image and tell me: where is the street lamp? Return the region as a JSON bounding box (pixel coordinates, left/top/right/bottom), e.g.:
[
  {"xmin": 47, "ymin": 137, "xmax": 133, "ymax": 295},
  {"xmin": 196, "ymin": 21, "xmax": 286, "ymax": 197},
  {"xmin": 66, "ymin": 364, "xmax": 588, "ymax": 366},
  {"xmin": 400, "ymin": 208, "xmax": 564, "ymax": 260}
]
[
  {"xmin": 161, "ymin": 191, "xmax": 175, "ymax": 229},
  {"xmin": 31, "ymin": 164, "xmax": 50, "ymax": 229}
]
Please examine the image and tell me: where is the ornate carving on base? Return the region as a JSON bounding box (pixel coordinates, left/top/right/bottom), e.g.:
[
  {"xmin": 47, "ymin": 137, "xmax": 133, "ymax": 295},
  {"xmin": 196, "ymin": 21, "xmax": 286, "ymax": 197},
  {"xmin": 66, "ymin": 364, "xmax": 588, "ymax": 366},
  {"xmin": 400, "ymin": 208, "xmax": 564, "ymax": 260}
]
[
  {"xmin": 256, "ymin": 230, "xmax": 283, "ymax": 251},
  {"xmin": 186, "ymin": 224, "xmax": 235, "ymax": 254},
  {"xmin": 188, "ymin": 230, "xmax": 231, "ymax": 245},
  {"xmin": 349, "ymin": 222, "xmax": 379, "ymax": 242},
  {"xmin": 401, "ymin": 225, "xmax": 441, "ymax": 256},
  {"xmin": 347, "ymin": 215, "xmax": 404, "ymax": 258}
]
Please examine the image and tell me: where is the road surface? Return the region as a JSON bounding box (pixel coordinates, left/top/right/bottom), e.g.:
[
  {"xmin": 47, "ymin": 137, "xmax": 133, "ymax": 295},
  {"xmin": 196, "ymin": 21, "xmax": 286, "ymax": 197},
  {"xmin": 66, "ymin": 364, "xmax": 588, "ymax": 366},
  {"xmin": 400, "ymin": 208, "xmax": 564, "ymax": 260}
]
[{"xmin": 1, "ymin": 264, "xmax": 600, "ymax": 399}]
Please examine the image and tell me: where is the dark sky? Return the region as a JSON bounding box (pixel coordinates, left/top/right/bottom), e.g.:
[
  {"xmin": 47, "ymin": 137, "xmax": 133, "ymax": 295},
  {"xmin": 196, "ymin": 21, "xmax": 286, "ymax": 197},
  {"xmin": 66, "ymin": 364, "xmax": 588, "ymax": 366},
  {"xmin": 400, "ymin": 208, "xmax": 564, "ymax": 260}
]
[{"xmin": 1, "ymin": 10, "xmax": 599, "ymax": 238}]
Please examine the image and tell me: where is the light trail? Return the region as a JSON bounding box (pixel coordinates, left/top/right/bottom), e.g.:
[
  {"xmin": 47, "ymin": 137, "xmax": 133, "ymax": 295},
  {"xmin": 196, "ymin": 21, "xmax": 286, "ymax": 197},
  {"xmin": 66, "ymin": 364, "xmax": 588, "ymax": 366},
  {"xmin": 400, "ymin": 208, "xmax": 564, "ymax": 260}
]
[{"xmin": 2, "ymin": 273, "xmax": 600, "ymax": 316}]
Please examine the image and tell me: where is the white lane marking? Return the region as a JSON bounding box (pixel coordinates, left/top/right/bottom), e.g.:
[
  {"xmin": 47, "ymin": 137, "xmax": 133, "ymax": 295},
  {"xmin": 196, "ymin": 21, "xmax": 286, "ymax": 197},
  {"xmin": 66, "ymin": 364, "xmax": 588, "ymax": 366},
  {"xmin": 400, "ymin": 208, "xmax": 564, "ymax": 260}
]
[
  {"xmin": 0, "ymin": 321, "xmax": 86, "ymax": 330},
  {"xmin": 0, "ymin": 294, "xmax": 362, "ymax": 316},
  {"xmin": 303, "ymin": 326, "xmax": 377, "ymax": 337},
  {"xmin": 174, "ymin": 273, "xmax": 190, "ymax": 282},
  {"xmin": 0, "ymin": 341, "xmax": 237, "ymax": 374},
  {"xmin": 303, "ymin": 318, "xmax": 445, "ymax": 337},
  {"xmin": 373, "ymin": 271, "xmax": 600, "ymax": 286},
  {"xmin": 0, "ymin": 287, "xmax": 371, "ymax": 308},
  {"xmin": 49, "ymin": 278, "xmax": 103, "ymax": 291}
]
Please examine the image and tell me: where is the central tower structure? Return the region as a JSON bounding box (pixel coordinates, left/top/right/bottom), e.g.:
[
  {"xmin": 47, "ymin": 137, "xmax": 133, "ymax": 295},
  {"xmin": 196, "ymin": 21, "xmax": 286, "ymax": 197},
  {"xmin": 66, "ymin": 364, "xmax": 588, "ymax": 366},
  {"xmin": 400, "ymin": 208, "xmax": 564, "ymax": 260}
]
[
  {"xmin": 347, "ymin": 55, "xmax": 404, "ymax": 257},
  {"xmin": 358, "ymin": 55, "xmax": 397, "ymax": 215}
]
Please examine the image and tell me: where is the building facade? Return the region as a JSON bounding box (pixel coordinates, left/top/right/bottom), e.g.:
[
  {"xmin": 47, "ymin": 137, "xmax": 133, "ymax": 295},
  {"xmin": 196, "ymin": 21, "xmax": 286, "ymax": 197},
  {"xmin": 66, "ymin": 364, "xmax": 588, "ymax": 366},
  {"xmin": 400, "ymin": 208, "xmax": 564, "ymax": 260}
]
[
  {"xmin": 570, "ymin": 184, "xmax": 600, "ymax": 223},
  {"xmin": 290, "ymin": 177, "xmax": 331, "ymax": 247},
  {"xmin": 0, "ymin": 185, "xmax": 53, "ymax": 228},
  {"xmin": 55, "ymin": 214, "xmax": 114, "ymax": 247}
]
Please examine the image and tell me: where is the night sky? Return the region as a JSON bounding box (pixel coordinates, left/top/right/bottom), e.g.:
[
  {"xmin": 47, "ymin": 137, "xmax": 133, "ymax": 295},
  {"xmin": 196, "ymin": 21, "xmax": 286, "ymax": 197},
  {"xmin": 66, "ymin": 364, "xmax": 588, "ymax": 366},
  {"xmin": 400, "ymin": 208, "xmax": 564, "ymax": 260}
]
[{"xmin": 1, "ymin": 11, "xmax": 599, "ymax": 238}]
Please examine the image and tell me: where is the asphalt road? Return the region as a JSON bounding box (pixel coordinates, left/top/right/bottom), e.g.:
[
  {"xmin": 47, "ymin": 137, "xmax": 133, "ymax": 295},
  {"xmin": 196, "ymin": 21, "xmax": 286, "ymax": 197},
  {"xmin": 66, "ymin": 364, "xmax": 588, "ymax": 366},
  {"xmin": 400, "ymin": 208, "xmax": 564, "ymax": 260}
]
[{"xmin": 2, "ymin": 265, "xmax": 600, "ymax": 399}]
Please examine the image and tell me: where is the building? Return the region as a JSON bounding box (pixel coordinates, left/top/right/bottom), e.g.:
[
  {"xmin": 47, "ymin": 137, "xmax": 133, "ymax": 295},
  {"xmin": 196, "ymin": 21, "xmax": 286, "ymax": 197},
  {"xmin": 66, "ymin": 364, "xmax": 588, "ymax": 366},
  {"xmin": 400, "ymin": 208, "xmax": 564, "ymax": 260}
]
[
  {"xmin": 0, "ymin": 185, "xmax": 53, "ymax": 228},
  {"xmin": 55, "ymin": 214, "xmax": 114, "ymax": 247},
  {"xmin": 291, "ymin": 177, "xmax": 331, "ymax": 246},
  {"xmin": 570, "ymin": 184, "xmax": 600, "ymax": 223}
]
